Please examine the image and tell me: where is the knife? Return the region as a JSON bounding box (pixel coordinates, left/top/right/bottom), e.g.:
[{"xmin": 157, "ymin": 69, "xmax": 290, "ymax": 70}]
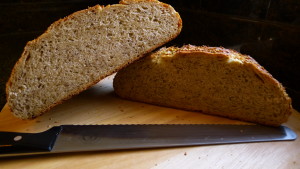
[{"xmin": 0, "ymin": 124, "xmax": 297, "ymax": 157}]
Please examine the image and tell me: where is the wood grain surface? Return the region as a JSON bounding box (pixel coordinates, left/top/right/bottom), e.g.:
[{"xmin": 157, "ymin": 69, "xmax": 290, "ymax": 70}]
[{"xmin": 0, "ymin": 75, "xmax": 299, "ymax": 169}]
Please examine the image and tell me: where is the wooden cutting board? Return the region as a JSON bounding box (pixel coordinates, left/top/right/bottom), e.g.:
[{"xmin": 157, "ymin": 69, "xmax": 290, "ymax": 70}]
[{"xmin": 0, "ymin": 75, "xmax": 299, "ymax": 169}]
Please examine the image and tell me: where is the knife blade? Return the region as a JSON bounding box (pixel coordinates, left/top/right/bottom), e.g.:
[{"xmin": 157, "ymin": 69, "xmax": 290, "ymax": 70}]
[{"xmin": 0, "ymin": 124, "xmax": 297, "ymax": 157}]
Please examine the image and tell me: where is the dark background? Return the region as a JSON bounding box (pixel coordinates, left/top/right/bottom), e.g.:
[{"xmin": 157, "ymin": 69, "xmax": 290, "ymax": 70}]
[{"xmin": 1, "ymin": 0, "xmax": 299, "ymax": 111}]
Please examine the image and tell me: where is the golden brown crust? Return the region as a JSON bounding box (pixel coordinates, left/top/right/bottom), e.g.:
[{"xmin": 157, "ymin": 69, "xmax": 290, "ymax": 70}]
[
  {"xmin": 120, "ymin": 0, "xmax": 159, "ymax": 4},
  {"xmin": 6, "ymin": 1, "xmax": 182, "ymax": 119}
]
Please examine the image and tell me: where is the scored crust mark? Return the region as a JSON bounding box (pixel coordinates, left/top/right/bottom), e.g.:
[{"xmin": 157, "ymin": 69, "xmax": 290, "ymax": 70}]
[
  {"xmin": 6, "ymin": 0, "xmax": 182, "ymax": 119},
  {"xmin": 113, "ymin": 45, "xmax": 292, "ymax": 126}
]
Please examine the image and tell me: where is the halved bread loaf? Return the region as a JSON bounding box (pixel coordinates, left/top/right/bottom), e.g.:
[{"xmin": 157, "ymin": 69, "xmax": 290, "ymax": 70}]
[
  {"xmin": 6, "ymin": 0, "xmax": 182, "ymax": 119},
  {"xmin": 113, "ymin": 45, "xmax": 292, "ymax": 126}
]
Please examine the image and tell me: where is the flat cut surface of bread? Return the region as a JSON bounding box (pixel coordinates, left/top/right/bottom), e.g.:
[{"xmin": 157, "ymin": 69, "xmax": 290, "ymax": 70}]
[
  {"xmin": 113, "ymin": 45, "xmax": 292, "ymax": 126},
  {"xmin": 6, "ymin": 0, "xmax": 182, "ymax": 119}
]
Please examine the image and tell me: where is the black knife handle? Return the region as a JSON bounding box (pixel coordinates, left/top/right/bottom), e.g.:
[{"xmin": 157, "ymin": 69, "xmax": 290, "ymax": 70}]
[{"xmin": 0, "ymin": 126, "xmax": 62, "ymax": 157}]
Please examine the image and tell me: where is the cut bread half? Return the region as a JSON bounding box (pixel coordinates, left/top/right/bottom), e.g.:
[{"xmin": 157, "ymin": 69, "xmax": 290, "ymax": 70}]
[
  {"xmin": 6, "ymin": 0, "xmax": 182, "ymax": 119},
  {"xmin": 113, "ymin": 45, "xmax": 292, "ymax": 126}
]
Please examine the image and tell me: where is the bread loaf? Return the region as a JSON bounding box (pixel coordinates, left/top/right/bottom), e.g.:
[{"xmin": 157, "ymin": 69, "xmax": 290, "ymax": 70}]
[
  {"xmin": 6, "ymin": 0, "xmax": 182, "ymax": 119},
  {"xmin": 113, "ymin": 45, "xmax": 292, "ymax": 126}
]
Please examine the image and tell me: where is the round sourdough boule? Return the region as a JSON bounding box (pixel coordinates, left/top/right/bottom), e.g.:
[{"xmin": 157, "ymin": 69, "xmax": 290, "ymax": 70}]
[
  {"xmin": 6, "ymin": 0, "xmax": 182, "ymax": 119},
  {"xmin": 113, "ymin": 45, "xmax": 292, "ymax": 126}
]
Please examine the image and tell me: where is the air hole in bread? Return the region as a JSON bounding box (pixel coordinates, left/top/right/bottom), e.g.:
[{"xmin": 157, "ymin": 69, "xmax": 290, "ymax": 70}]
[{"xmin": 25, "ymin": 54, "xmax": 31, "ymax": 62}]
